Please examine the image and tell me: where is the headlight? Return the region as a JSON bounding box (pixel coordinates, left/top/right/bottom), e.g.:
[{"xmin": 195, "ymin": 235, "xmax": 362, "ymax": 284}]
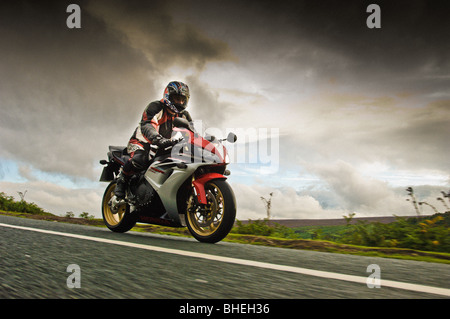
[
  {"xmin": 215, "ymin": 144, "xmax": 230, "ymax": 164},
  {"xmin": 224, "ymin": 152, "xmax": 230, "ymax": 164},
  {"xmin": 202, "ymin": 150, "xmax": 220, "ymax": 163},
  {"xmin": 171, "ymin": 131, "xmax": 183, "ymax": 140}
]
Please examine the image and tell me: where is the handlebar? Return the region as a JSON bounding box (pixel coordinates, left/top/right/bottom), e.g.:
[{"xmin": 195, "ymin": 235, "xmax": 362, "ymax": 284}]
[{"xmin": 159, "ymin": 137, "xmax": 184, "ymax": 151}]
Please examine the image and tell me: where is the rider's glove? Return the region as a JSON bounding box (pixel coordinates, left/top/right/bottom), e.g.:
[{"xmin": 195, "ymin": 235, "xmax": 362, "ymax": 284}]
[{"xmin": 152, "ymin": 135, "xmax": 172, "ymax": 148}]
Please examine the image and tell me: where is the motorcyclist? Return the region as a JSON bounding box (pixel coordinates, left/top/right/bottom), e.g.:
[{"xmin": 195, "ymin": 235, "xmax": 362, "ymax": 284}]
[{"xmin": 114, "ymin": 81, "xmax": 192, "ymax": 199}]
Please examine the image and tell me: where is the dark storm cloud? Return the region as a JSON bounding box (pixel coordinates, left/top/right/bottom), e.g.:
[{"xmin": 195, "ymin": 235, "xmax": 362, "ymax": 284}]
[
  {"xmin": 282, "ymin": 94, "xmax": 450, "ymax": 174},
  {"xmin": 0, "ymin": 0, "xmax": 152, "ymax": 178},
  {"xmin": 182, "ymin": 0, "xmax": 450, "ymax": 175},
  {"xmin": 0, "ymin": 0, "xmax": 235, "ymax": 179},
  {"xmin": 186, "ymin": 0, "xmax": 450, "ymax": 94},
  {"xmin": 85, "ymin": 0, "xmax": 237, "ymax": 127},
  {"xmin": 297, "ymin": 0, "xmax": 450, "ymax": 94},
  {"xmin": 86, "ymin": 0, "xmax": 235, "ymax": 70},
  {"xmin": 185, "ymin": 75, "xmax": 237, "ymax": 129},
  {"xmin": 372, "ymin": 100, "xmax": 450, "ymax": 172}
]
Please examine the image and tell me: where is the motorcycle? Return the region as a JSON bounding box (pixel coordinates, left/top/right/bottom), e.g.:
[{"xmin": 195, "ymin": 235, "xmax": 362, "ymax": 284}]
[{"xmin": 99, "ymin": 117, "xmax": 237, "ymax": 243}]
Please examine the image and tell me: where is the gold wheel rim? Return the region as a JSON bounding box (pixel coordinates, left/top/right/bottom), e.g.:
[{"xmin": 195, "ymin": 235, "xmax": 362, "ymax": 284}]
[
  {"xmin": 102, "ymin": 183, "xmax": 127, "ymax": 226},
  {"xmin": 187, "ymin": 182, "xmax": 225, "ymax": 236}
]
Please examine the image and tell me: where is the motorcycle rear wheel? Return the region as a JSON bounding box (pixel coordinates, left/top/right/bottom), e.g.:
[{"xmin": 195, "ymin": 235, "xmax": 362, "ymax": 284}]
[
  {"xmin": 102, "ymin": 181, "xmax": 137, "ymax": 233},
  {"xmin": 186, "ymin": 179, "xmax": 236, "ymax": 243}
]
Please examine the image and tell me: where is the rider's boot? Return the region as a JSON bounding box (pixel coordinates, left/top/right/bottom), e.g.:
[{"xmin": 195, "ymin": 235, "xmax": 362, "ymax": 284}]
[{"xmin": 114, "ymin": 171, "xmax": 130, "ymax": 200}]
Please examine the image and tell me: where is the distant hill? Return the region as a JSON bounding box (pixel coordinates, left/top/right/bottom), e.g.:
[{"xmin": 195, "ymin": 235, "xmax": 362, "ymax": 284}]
[{"xmin": 238, "ymin": 216, "xmax": 432, "ymax": 227}]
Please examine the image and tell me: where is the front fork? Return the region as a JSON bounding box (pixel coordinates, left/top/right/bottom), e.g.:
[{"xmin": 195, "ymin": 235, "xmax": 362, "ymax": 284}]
[{"xmin": 192, "ymin": 173, "xmax": 227, "ymax": 204}]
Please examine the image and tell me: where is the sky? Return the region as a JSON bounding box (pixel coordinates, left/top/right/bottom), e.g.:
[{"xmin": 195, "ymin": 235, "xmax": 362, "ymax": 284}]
[{"xmin": 0, "ymin": 0, "xmax": 449, "ymax": 220}]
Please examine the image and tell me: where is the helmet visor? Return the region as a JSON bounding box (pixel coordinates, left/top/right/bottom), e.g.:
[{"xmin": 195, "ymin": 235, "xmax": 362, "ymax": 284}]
[{"xmin": 171, "ymin": 94, "xmax": 187, "ymax": 105}]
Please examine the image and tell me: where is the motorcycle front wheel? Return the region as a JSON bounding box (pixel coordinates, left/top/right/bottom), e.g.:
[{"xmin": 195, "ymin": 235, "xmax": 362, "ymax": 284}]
[
  {"xmin": 102, "ymin": 181, "xmax": 137, "ymax": 233},
  {"xmin": 186, "ymin": 179, "xmax": 236, "ymax": 243}
]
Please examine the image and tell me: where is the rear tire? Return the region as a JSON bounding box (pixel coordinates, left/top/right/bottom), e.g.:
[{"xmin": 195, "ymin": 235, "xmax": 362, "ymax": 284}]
[
  {"xmin": 186, "ymin": 179, "xmax": 236, "ymax": 243},
  {"xmin": 102, "ymin": 181, "xmax": 136, "ymax": 233}
]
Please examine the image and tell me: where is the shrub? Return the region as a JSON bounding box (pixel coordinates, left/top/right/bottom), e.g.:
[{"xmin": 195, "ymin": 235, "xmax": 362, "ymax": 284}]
[
  {"xmin": 79, "ymin": 212, "xmax": 95, "ymax": 220},
  {"xmin": 0, "ymin": 192, "xmax": 50, "ymax": 215},
  {"xmin": 232, "ymin": 218, "xmax": 298, "ymax": 238},
  {"xmin": 338, "ymin": 213, "xmax": 450, "ymax": 253}
]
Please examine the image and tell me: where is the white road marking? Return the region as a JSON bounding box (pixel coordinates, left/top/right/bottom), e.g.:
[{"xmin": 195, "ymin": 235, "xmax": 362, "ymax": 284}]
[{"xmin": 1, "ymin": 222, "xmax": 449, "ymax": 297}]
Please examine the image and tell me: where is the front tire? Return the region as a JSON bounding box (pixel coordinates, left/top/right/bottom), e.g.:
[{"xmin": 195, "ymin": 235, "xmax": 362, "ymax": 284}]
[
  {"xmin": 186, "ymin": 179, "xmax": 236, "ymax": 243},
  {"xmin": 102, "ymin": 181, "xmax": 136, "ymax": 233}
]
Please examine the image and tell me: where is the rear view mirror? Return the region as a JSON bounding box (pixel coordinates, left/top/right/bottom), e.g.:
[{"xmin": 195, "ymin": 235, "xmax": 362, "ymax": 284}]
[{"xmin": 226, "ymin": 132, "xmax": 237, "ymax": 143}]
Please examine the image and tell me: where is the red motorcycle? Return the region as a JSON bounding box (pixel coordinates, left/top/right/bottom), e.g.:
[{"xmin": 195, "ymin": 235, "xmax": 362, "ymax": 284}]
[{"xmin": 100, "ymin": 117, "xmax": 237, "ymax": 243}]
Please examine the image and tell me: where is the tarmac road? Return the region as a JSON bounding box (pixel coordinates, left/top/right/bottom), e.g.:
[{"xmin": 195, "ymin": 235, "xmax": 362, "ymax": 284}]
[{"xmin": 1, "ymin": 215, "xmax": 449, "ymax": 300}]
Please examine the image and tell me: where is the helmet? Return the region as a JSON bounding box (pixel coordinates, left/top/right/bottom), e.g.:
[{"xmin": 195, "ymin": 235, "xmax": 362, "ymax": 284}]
[{"xmin": 161, "ymin": 81, "xmax": 190, "ymax": 113}]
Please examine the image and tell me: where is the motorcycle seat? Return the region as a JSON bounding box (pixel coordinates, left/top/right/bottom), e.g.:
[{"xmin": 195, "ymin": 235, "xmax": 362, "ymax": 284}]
[
  {"xmin": 109, "ymin": 145, "xmax": 127, "ymax": 154},
  {"xmin": 108, "ymin": 146, "xmax": 129, "ymax": 165}
]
